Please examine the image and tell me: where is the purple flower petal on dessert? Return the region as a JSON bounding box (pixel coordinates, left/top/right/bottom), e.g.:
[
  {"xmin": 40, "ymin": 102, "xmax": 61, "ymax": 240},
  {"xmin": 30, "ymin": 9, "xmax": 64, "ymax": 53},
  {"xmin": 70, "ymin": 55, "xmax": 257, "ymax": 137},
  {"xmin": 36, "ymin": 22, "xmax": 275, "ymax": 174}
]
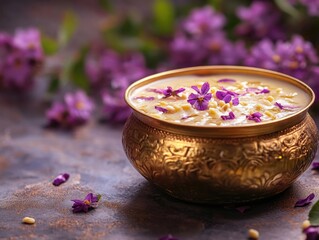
[
  {"xmin": 312, "ymin": 162, "xmax": 319, "ymax": 170},
  {"xmin": 217, "ymin": 78, "xmax": 236, "ymax": 83},
  {"xmin": 247, "ymin": 112, "xmax": 263, "ymax": 122},
  {"xmin": 216, "ymin": 90, "xmax": 226, "ymax": 100},
  {"xmin": 274, "ymin": 102, "xmax": 299, "ymax": 110},
  {"xmin": 134, "ymin": 96, "xmax": 155, "ymax": 101},
  {"xmin": 303, "ymin": 226, "xmax": 319, "ymax": 240},
  {"xmin": 221, "ymin": 111, "xmax": 236, "ymax": 120},
  {"xmin": 223, "ymin": 94, "xmax": 232, "ymax": 103},
  {"xmin": 274, "ymin": 102, "xmax": 284, "ymax": 109},
  {"xmin": 147, "ymin": 88, "xmax": 164, "ymax": 94},
  {"xmin": 53, "ymin": 173, "xmax": 70, "ymax": 186},
  {"xmin": 232, "ymin": 97, "xmax": 240, "ymax": 106},
  {"xmin": 159, "ymin": 86, "xmax": 185, "ymax": 98},
  {"xmin": 256, "ymin": 88, "xmax": 270, "ymax": 94},
  {"xmin": 159, "ymin": 234, "xmax": 179, "ymax": 240},
  {"xmin": 155, "ymin": 106, "xmax": 168, "ymax": 113},
  {"xmin": 71, "ymin": 193, "xmax": 101, "ymax": 213},
  {"xmin": 181, "ymin": 114, "xmax": 198, "ymax": 120},
  {"xmin": 294, "ymin": 193, "xmax": 315, "ymax": 207},
  {"xmin": 187, "ymin": 82, "xmax": 212, "ymax": 111}
]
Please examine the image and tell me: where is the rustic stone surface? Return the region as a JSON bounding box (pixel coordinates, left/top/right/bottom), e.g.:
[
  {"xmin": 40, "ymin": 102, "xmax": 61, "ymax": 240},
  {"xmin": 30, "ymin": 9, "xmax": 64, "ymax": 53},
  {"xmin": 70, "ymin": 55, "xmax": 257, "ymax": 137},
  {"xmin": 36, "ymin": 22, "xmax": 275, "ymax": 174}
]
[{"xmin": 0, "ymin": 95, "xmax": 318, "ymax": 240}]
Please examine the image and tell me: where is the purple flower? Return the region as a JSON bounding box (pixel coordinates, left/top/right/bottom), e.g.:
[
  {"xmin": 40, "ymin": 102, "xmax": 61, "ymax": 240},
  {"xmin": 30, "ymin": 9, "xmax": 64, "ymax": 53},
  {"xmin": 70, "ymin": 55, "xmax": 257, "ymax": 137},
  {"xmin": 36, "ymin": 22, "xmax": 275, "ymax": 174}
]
[
  {"xmin": 158, "ymin": 235, "xmax": 179, "ymax": 240},
  {"xmin": 169, "ymin": 35, "xmax": 206, "ymax": 68},
  {"xmin": 0, "ymin": 28, "xmax": 43, "ymax": 91},
  {"xmin": 312, "ymin": 162, "xmax": 319, "ymax": 170},
  {"xmin": 187, "ymin": 82, "xmax": 212, "ymax": 111},
  {"xmin": 71, "ymin": 193, "xmax": 101, "ymax": 213},
  {"xmin": 246, "ymin": 112, "xmax": 263, "ymax": 122},
  {"xmin": 13, "ymin": 28, "xmax": 43, "ymax": 61},
  {"xmin": 205, "ymin": 35, "xmax": 247, "ymax": 65},
  {"xmin": 102, "ymin": 90, "xmax": 131, "ymax": 124},
  {"xmin": 46, "ymin": 91, "xmax": 94, "ymax": 128},
  {"xmin": 274, "ymin": 102, "xmax": 299, "ymax": 110},
  {"xmin": 246, "ymin": 36, "xmax": 319, "ymax": 96},
  {"xmin": 294, "ymin": 193, "xmax": 315, "ymax": 207},
  {"xmin": 217, "ymin": 78, "xmax": 236, "ymax": 83},
  {"xmin": 303, "ymin": 225, "xmax": 319, "ymax": 240},
  {"xmin": 52, "ymin": 173, "xmax": 70, "ymax": 186},
  {"xmin": 236, "ymin": 1, "xmax": 284, "ymax": 40},
  {"xmin": 158, "ymin": 86, "xmax": 185, "ymax": 98},
  {"xmin": 155, "ymin": 106, "xmax": 168, "ymax": 113},
  {"xmin": 1, "ymin": 52, "xmax": 33, "ymax": 90},
  {"xmin": 216, "ymin": 89, "xmax": 240, "ymax": 105},
  {"xmin": 221, "ymin": 111, "xmax": 236, "ymax": 120},
  {"xmin": 85, "ymin": 48, "xmax": 149, "ymax": 123},
  {"xmin": 183, "ymin": 6, "xmax": 225, "ymax": 36},
  {"xmin": 65, "ymin": 91, "xmax": 95, "ymax": 124}
]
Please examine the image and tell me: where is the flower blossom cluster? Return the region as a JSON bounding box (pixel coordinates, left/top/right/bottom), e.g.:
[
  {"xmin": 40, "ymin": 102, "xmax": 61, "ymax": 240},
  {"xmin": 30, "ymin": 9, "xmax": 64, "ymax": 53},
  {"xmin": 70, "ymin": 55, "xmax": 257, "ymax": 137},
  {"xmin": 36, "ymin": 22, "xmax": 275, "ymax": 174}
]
[
  {"xmin": 0, "ymin": 28, "xmax": 43, "ymax": 90},
  {"xmin": 46, "ymin": 90, "xmax": 94, "ymax": 128},
  {"xmin": 85, "ymin": 48, "xmax": 149, "ymax": 123},
  {"xmin": 236, "ymin": 1, "xmax": 284, "ymax": 40},
  {"xmin": 169, "ymin": 6, "xmax": 246, "ymax": 68},
  {"xmin": 246, "ymin": 35, "xmax": 319, "ymax": 100}
]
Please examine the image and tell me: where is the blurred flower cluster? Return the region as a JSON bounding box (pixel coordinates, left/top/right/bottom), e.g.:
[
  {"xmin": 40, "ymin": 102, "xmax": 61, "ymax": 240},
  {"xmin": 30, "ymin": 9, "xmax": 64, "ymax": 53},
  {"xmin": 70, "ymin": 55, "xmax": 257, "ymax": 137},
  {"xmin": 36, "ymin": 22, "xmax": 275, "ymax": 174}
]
[
  {"xmin": 0, "ymin": 28, "xmax": 43, "ymax": 90},
  {"xmin": 1, "ymin": 0, "xmax": 319, "ymax": 127}
]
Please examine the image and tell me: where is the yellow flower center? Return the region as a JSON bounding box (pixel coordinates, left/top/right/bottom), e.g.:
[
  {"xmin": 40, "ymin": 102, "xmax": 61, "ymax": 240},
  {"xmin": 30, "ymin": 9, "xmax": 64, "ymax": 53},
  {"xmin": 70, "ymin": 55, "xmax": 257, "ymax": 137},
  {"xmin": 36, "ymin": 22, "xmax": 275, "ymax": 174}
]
[
  {"xmin": 295, "ymin": 46, "xmax": 303, "ymax": 54},
  {"xmin": 272, "ymin": 54, "xmax": 281, "ymax": 63},
  {"xmin": 198, "ymin": 96, "xmax": 204, "ymax": 102},
  {"xmin": 76, "ymin": 101, "xmax": 85, "ymax": 110},
  {"xmin": 83, "ymin": 200, "xmax": 91, "ymax": 205},
  {"xmin": 289, "ymin": 61, "xmax": 299, "ymax": 69}
]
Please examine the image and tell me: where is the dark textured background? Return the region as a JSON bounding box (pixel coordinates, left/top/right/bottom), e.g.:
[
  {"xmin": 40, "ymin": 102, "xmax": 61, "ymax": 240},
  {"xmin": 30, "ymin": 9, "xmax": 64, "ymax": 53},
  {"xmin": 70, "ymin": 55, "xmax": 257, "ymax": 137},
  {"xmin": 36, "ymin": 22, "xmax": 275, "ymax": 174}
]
[{"xmin": 0, "ymin": 1, "xmax": 319, "ymax": 239}]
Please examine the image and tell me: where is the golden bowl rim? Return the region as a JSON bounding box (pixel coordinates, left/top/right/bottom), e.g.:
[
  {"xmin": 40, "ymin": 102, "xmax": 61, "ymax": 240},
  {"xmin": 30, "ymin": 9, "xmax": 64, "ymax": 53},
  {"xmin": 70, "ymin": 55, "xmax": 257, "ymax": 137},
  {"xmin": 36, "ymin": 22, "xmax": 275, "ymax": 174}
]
[{"xmin": 124, "ymin": 65, "xmax": 315, "ymax": 137}]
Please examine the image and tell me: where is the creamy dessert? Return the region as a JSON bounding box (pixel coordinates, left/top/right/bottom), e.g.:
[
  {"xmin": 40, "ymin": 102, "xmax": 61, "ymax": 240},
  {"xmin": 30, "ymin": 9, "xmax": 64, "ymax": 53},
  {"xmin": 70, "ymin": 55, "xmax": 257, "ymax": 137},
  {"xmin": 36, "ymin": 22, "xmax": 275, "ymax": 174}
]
[{"xmin": 130, "ymin": 74, "xmax": 310, "ymax": 126}]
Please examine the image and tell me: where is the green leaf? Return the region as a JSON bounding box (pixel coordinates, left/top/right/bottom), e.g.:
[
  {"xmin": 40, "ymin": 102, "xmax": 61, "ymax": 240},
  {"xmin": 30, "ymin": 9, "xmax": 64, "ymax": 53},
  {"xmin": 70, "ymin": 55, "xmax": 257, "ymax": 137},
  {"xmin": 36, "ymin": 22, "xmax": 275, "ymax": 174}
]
[
  {"xmin": 58, "ymin": 11, "xmax": 77, "ymax": 47},
  {"xmin": 208, "ymin": 0, "xmax": 221, "ymax": 10},
  {"xmin": 153, "ymin": 0, "xmax": 175, "ymax": 35},
  {"xmin": 275, "ymin": 0, "xmax": 300, "ymax": 18},
  {"xmin": 309, "ymin": 199, "xmax": 319, "ymax": 225},
  {"xmin": 69, "ymin": 47, "xmax": 90, "ymax": 91},
  {"xmin": 41, "ymin": 35, "xmax": 59, "ymax": 55},
  {"xmin": 47, "ymin": 75, "xmax": 60, "ymax": 93},
  {"xmin": 99, "ymin": 0, "xmax": 112, "ymax": 11}
]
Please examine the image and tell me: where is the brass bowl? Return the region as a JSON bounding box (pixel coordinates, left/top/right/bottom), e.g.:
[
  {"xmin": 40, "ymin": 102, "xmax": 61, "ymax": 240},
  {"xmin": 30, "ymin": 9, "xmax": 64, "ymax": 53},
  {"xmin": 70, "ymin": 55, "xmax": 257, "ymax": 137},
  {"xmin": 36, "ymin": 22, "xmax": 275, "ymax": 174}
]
[{"xmin": 122, "ymin": 66, "xmax": 319, "ymax": 204}]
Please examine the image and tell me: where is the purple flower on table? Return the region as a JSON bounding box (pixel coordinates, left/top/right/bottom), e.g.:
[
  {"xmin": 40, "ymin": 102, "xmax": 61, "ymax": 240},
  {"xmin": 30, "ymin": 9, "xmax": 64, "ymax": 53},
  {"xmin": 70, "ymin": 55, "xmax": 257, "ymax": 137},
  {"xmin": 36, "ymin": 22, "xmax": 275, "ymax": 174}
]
[
  {"xmin": 46, "ymin": 91, "xmax": 94, "ymax": 128},
  {"xmin": 71, "ymin": 193, "xmax": 101, "ymax": 213},
  {"xmin": 221, "ymin": 111, "xmax": 236, "ymax": 120},
  {"xmin": 159, "ymin": 234, "xmax": 180, "ymax": 240},
  {"xmin": 235, "ymin": 1, "xmax": 284, "ymax": 40},
  {"xmin": 303, "ymin": 225, "xmax": 319, "ymax": 240},
  {"xmin": 312, "ymin": 162, "xmax": 319, "ymax": 170},
  {"xmin": 52, "ymin": 173, "xmax": 70, "ymax": 186},
  {"xmin": 216, "ymin": 89, "xmax": 240, "ymax": 106},
  {"xmin": 187, "ymin": 82, "xmax": 212, "ymax": 111},
  {"xmin": 183, "ymin": 6, "xmax": 225, "ymax": 36},
  {"xmin": 159, "ymin": 86, "xmax": 185, "ymax": 98},
  {"xmin": 246, "ymin": 112, "xmax": 263, "ymax": 123},
  {"xmin": 64, "ymin": 91, "xmax": 95, "ymax": 124},
  {"xmin": 155, "ymin": 106, "xmax": 168, "ymax": 113},
  {"xmin": 235, "ymin": 205, "xmax": 250, "ymax": 213},
  {"xmin": 294, "ymin": 193, "xmax": 315, "ymax": 207}
]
